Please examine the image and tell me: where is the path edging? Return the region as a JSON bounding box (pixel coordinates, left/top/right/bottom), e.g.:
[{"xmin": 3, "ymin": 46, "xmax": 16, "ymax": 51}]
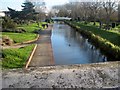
[
  {"xmin": 14, "ymin": 34, "xmax": 39, "ymax": 46},
  {"xmin": 25, "ymin": 44, "xmax": 37, "ymax": 69}
]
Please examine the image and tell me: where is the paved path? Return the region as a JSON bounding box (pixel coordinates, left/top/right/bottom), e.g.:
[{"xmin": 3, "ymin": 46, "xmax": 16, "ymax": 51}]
[{"xmin": 29, "ymin": 25, "xmax": 54, "ymax": 67}]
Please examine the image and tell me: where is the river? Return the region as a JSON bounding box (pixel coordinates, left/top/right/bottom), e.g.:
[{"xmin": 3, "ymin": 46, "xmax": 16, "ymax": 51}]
[{"xmin": 51, "ymin": 22, "xmax": 107, "ymax": 65}]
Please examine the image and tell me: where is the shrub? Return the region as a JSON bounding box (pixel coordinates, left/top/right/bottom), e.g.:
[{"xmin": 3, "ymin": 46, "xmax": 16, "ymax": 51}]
[
  {"xmin": 2, "ymin": 36, "xmax": 13, "ymax": 46},
  {"xmin": 2, "ymin": 16, "xmax": 17, "ymax": 30}
]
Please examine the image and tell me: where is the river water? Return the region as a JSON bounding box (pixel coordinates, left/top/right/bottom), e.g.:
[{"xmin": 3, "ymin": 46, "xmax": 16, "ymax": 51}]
[{"xmin": 51, "ymin": 22, "xmax": 107, "ymax": 65}]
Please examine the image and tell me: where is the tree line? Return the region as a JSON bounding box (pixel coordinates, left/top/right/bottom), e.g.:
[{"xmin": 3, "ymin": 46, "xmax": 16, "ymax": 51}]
[{"xmin": 52, "ymin": 0, "xmax": 119, "ymax": 30}]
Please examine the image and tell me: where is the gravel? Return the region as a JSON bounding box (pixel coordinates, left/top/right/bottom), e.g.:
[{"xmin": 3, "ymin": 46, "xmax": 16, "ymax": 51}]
[{"xmin": 2, "ymin": 61, "xmax": 120, "ymax": 89}]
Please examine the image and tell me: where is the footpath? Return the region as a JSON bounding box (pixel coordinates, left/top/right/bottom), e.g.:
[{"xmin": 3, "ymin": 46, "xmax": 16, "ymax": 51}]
[{"xmin": 28, "ymin": 24, "xmax": 54, "ymax": 67}]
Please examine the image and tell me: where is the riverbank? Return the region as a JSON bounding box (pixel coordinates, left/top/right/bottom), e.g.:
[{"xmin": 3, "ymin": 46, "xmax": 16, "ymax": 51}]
[
  {"xmin": 70, "ymin": 21, "xmax": 120, "ymax": 46},
  {"xmin": 2, "ymin": 61, "xmax": 119, "ymax": 88},
  {"xmin": 65, "ymin": 21, "xmax": 120, "ymax": 61}
]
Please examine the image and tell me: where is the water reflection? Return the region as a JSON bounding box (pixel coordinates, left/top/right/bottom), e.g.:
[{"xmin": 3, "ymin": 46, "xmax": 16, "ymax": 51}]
[{"xmin": 51, "ymin": 23, "xmax": 107, "ymax": 65}]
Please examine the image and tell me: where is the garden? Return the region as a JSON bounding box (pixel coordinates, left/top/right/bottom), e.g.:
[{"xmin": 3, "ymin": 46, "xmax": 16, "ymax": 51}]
[{"xmin": 1, "ymin": 1, "xmax": 49, "ymax": 69}]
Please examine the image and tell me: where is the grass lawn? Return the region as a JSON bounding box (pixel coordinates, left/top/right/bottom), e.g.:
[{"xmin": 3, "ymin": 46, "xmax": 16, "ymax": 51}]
[
  {"xmin": 2, "ymin": 32, "xmax": 37, "ymax": 43},
  {"xmin": 2, "ymin": 22, "xmax": 47, "ymax": 43},
  {"xmin": 71, "ymin": 21, "xmax": 120, "ymax": 47},
  {"xmin": 1, "ymin": 44, "xmax": 35, "ymax": 69},
  {"xmin": 85, "ymin": 21, "xmax": 120, "ymax": 33},
  {"xmin": 110, "ymin": 25, "xmax": 120, "ymax": 33},
  {"xmin": 17, "ymin": 22, "xmax": 47, "ymax": 32}
]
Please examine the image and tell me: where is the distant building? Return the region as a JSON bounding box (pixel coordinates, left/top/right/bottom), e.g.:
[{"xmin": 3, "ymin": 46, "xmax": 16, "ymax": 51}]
[
  {"xmin": 0, "ymin": 11, "xmax": 5, "ymax": 17},
  {"xmin": 26, "ymin": 0, "xmax": 48, "ymax": 13}
]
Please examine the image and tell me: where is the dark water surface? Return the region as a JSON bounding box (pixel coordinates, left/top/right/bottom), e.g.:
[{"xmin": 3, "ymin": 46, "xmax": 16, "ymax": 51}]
[{"xmin": 51, "ymin": 22, "xmax": 107, "ymax": 65}]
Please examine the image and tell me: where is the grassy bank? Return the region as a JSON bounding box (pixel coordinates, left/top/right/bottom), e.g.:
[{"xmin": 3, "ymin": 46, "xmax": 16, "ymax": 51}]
[
  {"xmin": 66, "ymin": 21, "xmax": 120, "ymax": 60},
  {"xmin": 71, "ymin": 21, "xmax": 120, "ymax": 46},
  {"xmin": 1, "ymin": 44, "xmax": 35, "ymax": 69}
]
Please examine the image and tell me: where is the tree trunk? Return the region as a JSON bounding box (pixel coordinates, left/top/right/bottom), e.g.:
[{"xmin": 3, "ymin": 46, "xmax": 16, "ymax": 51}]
[
  {"xmin": 106, "ymin": 15, "xmax": 110, "ymax": 30},
  {"xmin": 93, "ymin": 21, "xmax": 96, "ymax": 26},
  {"xmin": 99, "ymin": 21, "xmax": 102, "ymax": 29},
  {"xmin": 93, "ymin": 18, "xmax": 96, "ymax": 26}
]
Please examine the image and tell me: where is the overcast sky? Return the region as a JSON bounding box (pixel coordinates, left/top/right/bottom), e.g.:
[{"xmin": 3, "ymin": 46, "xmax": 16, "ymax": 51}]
[
  {"xmin": 0, "ymin": 0, "xmax": 118, "ymax": 11},
  {"xmin": 0, "ymin": 0, "xmax": 69, "ymax": 11}
]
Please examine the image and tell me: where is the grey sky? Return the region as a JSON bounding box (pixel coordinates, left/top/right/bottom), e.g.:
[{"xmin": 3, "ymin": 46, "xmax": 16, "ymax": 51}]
[
  {"xmin": 0, "ymin": 0, "xmax": 118, "ymax": 11},
  {"xmin": 0, "ymin": 0, "xmax": 69, "ymax": 11}
]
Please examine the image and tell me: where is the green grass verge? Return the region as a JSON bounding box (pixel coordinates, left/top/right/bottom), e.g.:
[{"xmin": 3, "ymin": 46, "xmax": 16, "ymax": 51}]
[
  {"xmin": 71, "ymin": 21, "xmax": 120, "ymax": 47},
  {"xmin": 2, "ymin": 32, "xmax": 37, "ymax": 43},
  {"xmin": 110, "ymin": 25, "xmax": 120, "ymax": 33},
  {"xmin": 2, "ymin": 44, "xmax": 35, "ymax": 69},
  {"xmin": 82, "ymin": 21, "xmax": 120, "ymax": 33}
]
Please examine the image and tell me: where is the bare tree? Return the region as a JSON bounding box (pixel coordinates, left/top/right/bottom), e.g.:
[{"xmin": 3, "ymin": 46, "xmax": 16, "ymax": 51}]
[
  {"xmin": 88, "ymin": 1, "xmax": 101, "ymax": 25},
  {"xmin": 51, "ymin": 0, "xmax": 119, "ymax": 28},
  {"xmin": 102, "ymin": 0, "xmax": 117, "ymax": 30}
]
